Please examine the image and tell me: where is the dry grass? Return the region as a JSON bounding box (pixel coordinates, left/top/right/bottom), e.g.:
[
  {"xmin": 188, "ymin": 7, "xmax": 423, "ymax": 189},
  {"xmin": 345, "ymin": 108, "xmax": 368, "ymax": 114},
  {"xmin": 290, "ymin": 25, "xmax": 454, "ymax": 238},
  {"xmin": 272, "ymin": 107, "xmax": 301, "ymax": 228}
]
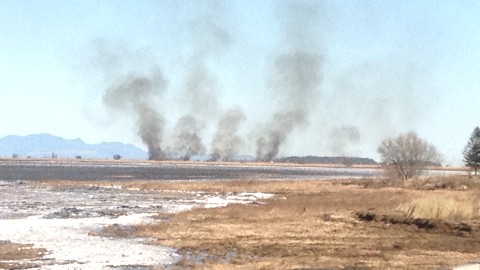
[
  {"xmin": 123, "ymin": 180, "xmax": 480, "ymax": 269},
  {"xmin": 34, "ymin": 177, "xmax": 480, "ymax": 269},
  {"xmin": 0, "ymin": 241, "xmax": 48, "ymax": 270},
  {"xmin": 410, "ymin": 176, "xmax": 480, "ymax": 190},
  {"xmin": 34, "ymin": 178, "xmax": 344, "ymax": 195},
  {"xmin": 399, "ymin": 192, "xmax": 480, "ymax": 221},
  {"xmin": 339, "ymin": 175, "xmax": 480, "ymax": 191},
  {"xmin": 351, "ymin": 176, "xmax": 480, "ymax": 222}
]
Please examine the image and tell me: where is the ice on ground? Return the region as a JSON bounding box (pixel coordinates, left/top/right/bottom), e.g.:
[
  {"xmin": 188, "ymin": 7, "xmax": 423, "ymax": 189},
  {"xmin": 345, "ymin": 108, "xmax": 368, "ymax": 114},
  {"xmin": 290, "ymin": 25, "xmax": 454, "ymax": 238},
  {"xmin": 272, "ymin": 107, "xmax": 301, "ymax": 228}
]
[
  {"xmin": 0, "ymin": 180, "xmax": 273, "ymax": 269},
  {"xmin": 202, "ymin": 192, "xmax": 274, "ymax": 208},
  {"xmin": 0, "ymin": 216, "xmax": 178, "ymax": 269},
  {"xmin": 237, "ymin": 192, "xmax": 275, "ymax": 200}
]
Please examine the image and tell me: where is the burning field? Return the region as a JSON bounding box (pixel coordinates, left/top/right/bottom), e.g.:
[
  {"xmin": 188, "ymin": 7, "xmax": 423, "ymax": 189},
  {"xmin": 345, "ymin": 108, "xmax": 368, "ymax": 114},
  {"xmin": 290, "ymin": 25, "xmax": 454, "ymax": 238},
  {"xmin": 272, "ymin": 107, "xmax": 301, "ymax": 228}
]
[
  {"xmin": 0, "ymin": 159, "xmax": 477, "ymax": 269},
  {"xmin": 95, "ymin": 1, "xmax": 358, "ymax": 165},
  {"xmin": 3, "ymin": 0, "xmax": 478, "ymax": 269}
]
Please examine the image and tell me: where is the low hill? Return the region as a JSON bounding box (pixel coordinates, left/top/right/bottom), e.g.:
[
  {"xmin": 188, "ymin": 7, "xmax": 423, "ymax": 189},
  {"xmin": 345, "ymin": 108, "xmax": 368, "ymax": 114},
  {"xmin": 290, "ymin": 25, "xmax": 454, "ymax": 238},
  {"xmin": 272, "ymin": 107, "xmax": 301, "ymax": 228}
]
[{"xmin": 0, "ymin": 134, "xmax": 147, "ymax": 159}]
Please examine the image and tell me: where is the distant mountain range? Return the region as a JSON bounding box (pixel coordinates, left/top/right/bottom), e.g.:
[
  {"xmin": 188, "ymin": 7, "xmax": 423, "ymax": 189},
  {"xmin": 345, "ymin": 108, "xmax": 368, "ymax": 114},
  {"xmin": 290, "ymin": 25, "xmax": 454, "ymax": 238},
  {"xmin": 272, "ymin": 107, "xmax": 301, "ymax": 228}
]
[
  {"xmin": 0, "ymin": 133, "xmax": 377, "ymax": 164},
  {"xmin": 0, "ymin": 134, "xmax": 147, "ymax": 159}
]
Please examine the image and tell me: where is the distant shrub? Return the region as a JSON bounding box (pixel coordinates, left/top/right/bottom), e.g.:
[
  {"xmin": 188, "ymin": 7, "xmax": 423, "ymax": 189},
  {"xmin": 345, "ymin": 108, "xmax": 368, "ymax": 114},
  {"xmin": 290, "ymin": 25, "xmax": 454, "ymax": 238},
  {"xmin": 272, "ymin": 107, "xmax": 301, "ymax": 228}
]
[
  {"xmin": 75, "ymin": 155, "xmax": 82, "ymax": 159},
  {"xmin": 113, "ymin": 154, "xmax": 122, "ymax": 160},
  {"xmin": 12, "ymin": 154, "xmax": 18, "ymax": 159}
]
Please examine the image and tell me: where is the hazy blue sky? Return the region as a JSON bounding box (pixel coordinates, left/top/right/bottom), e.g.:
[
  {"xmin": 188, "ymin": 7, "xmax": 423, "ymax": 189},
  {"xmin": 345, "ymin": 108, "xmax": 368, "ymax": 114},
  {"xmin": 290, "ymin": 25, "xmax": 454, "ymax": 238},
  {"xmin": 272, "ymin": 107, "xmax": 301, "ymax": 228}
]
[{"xmin": 1, "ymin": 0, "xmax": 479, "ymax": 164}]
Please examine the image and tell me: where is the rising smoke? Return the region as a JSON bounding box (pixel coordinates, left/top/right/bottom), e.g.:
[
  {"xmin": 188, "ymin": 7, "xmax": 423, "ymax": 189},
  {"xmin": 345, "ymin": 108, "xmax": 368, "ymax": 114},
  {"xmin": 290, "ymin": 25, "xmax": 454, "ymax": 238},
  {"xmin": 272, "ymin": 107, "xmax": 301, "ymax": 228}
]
[
  {"xmin": 99, "ymin": 1, "xmax": 328, "ymax": 162},
  {"xmin": 103, "ymin": 69, "xmax": 167, "ymax": 160},
  {"xmin": 171, "ymin": 1, "xmax": 230, "ymax": 158},
  {"xmin": 173, "ymin": 115, "xmax": 206, "ymax": 160},
  {"xmin": 255, "ymin": 0, "xmax": 324, "ymax": 161},
  {"xmin": 328, "ymin": 125, "xmax": 361, "ymax": 155},
  {"xmin": 171, "ymin": 61, "xmax": 217, "ymax": 159},
  {"xmin": 211, "ymin": 107, "xmax": 245, "ymax": 161},
  {"xmin": 256, "ymin": 110, "xmax": 305, "ymax": 161}
]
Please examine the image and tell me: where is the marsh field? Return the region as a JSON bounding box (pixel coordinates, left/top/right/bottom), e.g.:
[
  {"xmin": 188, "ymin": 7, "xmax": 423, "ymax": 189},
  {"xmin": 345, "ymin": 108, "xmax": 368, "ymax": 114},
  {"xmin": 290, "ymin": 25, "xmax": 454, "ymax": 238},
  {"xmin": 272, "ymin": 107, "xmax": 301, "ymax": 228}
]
[{"xmin": 0, "ymin": 160, "xmax": 478, "ymax": 270}]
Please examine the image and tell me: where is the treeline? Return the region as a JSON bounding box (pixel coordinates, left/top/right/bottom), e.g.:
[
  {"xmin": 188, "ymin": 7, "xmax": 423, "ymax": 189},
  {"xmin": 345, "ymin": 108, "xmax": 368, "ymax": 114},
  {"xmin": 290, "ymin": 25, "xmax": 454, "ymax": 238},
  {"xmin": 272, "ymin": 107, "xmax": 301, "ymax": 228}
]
[{"xmin": 274, "ymin": 156, "xmax": 377, "ymax": 165}]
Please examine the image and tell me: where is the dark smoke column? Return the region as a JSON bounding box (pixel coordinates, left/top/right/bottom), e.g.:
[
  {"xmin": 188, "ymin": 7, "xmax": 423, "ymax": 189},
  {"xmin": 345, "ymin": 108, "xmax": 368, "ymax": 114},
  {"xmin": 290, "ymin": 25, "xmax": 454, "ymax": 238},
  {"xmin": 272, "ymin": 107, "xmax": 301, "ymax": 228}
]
[
  {"xmin": 171, "ymin": 3, "xmax": 231, "ymax": 159},
  {"xmin": 211, "ymin": 107, "xmax": 245, "ymax": 161},
  {"xmin": 255, "ymin": 1, "xmax": 324, "ymax": 161},
  {"xmin": 103, "ymin": 69, "xmax": 167, "ymax": 160},
  {"xmin": 256, "ymin": 52, "xmax": 323, "ymax": 161},
  {"xmin": 173, "ymin": 115, "xmax": 206, "ymax": 161}
]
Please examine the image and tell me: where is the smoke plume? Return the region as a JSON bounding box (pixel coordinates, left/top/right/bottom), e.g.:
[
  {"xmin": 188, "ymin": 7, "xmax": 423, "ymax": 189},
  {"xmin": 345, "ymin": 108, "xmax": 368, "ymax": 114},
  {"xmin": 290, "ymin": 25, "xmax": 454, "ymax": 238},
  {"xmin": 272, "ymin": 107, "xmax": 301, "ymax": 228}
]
[
  {"xmin": 171, "ymin": 2, "xmax": 230, "ymax": 156},
  {"xmin": 172, "ymin": 115, "xmax": 206, "ymax": 160},
  {"xmin": 255, "ymin": 1, "xmax": 324, "ymax": 161},
  {"xmin": 211, "ymin": 107, "xmax": 245, "ymax": 161},
  {"xmin": 256, "ymin": 51, "xmax": 323, "ymax": 161},
  {"xmin": 256, "ymin": 110, "xmax": 304, "ymax": 161},
  {"xmin": 328, "ymin": 126, "xmax": 361, "ymax": 155},
  {"xmin": 103, "ymin": 69, "xmax": 166, "ymax": 160},
  {"xmin": 90, "ymin": 1, "xmax": 440, "ymax": 162}
]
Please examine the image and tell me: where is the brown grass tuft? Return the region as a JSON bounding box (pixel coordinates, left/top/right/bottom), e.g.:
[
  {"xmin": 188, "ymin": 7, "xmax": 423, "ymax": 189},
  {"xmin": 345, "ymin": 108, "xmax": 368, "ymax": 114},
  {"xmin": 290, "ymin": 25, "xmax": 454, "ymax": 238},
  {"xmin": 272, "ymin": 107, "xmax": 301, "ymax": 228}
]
[
  {"xmin": 0, "ymin": 241, "xmax": 48, "ymax": 270},
  {"xmin": 409, "ymin": 176, "xmax": 480, "ymax": 190},
  {"xmin": 399, "ymin": 193, "xmax": 480, "ymax": 221}
]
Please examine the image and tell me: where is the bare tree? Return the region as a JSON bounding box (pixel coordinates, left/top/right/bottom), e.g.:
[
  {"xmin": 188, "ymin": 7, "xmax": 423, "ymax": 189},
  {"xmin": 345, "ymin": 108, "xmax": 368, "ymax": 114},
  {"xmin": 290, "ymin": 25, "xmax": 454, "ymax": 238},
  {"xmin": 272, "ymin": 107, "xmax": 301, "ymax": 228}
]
[{"xmin": 377, "ymin": 131, "xmax": 441, "ymax": 180}]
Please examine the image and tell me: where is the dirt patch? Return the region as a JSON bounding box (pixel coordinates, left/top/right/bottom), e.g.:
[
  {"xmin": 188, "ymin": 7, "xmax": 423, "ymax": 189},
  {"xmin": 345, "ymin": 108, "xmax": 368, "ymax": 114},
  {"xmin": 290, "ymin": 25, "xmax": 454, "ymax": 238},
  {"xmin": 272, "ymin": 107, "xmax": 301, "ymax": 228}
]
[
  {"xmin": 0, "ymin": 241, "xmax": 48, "ymax": 269},
  {"xmin": 88, "ymin": 224, "xmax": 138, "ymax": 237},
  {"xmin": 356, "ymin": 211, "xmax": 474, "ymax": 236}
]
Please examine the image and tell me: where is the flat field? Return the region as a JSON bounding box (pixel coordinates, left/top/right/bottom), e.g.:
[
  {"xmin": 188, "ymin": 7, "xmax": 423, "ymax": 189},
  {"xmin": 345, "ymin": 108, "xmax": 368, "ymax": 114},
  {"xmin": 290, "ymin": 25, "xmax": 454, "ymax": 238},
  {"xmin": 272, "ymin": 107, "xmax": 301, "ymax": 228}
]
[
  {"xmin": 40, "ymin": 176, "xmax": 480, "ymax": 270},
  {"xmin": 123, "ymin": 179, "xmax": 480, "ymax": 269},
  {"xmin": 0, "ymin": 159, "xmax": 477, "ymax": 269},
  {"xmin": 0, "ymin": 158, "xmax": 384, "ymax": 181}
]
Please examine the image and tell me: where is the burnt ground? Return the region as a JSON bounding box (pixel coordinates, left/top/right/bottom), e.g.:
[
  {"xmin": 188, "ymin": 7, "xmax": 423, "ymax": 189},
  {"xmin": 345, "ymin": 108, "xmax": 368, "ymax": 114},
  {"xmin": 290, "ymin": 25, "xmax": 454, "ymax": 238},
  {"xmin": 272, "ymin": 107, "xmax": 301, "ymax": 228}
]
[{"xmin": 0, "ymin": 159, "xmax": 380, "ymax": 181}]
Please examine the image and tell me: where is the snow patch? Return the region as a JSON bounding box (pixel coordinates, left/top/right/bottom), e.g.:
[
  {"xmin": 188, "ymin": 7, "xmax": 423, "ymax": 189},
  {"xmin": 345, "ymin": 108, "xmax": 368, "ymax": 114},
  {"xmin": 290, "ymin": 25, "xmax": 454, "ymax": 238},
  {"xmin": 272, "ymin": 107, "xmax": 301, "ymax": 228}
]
[{"xmin": 0, "ymin": 181, "xmax": 273, "ymax": 269}]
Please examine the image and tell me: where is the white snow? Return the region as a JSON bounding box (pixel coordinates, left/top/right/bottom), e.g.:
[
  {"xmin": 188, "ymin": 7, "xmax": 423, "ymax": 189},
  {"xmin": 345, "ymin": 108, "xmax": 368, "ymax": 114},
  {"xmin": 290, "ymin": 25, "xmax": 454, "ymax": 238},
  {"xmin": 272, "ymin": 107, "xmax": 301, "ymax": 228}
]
[
  {"xmin": 0, "ymin": 181, "xmax": 273, "ymax": 269},
  {"xmin": 0, "ymin": 215, "xmax": 178, "ymax": 269}
]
